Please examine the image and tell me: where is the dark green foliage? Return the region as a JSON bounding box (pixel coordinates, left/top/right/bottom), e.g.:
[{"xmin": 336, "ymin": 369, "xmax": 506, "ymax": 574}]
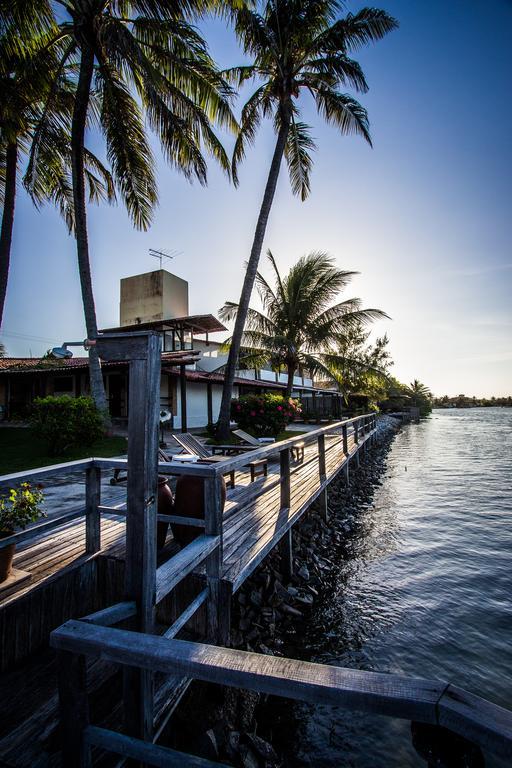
[
  {"xmin": 231, "ymin": 393, "xmax": 301, "ymax": 437},
  {"xmin": 29, "ymin": 395, "xmax": 105, "ymax": 455}
]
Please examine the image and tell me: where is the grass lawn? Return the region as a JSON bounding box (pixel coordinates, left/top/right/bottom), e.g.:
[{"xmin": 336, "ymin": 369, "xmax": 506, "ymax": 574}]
[{"xmin": 0, "ymin": 428, "xmax": 127, "ymax": 476}]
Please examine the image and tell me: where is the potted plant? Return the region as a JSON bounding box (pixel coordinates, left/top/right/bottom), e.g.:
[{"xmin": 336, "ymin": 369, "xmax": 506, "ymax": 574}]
[{"xmin": 0, "ymin": 483, "xmax": 45, "ymax": 582}]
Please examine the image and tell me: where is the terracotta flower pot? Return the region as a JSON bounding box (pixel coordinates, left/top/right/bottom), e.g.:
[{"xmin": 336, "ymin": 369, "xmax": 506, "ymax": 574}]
[
  {"xmin": 171, "ymin": 476, "xmax": 226, "ymax": 547},
  {"xmin": 0, "ymin": 531, "xmax": 15, "ymax": 582},
  {"xmin": 157, "ymin": 477, "xmax": 173, "ymax": 550}
]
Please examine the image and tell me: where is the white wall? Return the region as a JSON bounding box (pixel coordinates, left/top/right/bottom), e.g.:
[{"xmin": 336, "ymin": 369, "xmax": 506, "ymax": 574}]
[{"xmin": 173, "ymin": 380, "xmax": 236, "ymax": 429}]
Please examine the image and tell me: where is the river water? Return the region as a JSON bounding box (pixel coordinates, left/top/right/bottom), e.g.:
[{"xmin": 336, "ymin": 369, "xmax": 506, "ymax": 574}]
[{"xmin": 268, "ymin": 408, "xmax": 512, "ymax": 767}]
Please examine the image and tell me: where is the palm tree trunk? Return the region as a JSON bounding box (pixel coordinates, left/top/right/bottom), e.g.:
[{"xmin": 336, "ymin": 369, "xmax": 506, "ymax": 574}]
[
  {"xmin": 0, "ymin": 141, "xmax": 18, "ymax": 330},
  {"xmin": 285, "ymin": 363, "xmax": 295, "ymax": 398},
  {"xmin": 71, "ymin": 46, "xmax": 109, "ymax": 420},
  {"xmin": 217, "ymin": 114, "xmax": 291, "ymax": 439}
]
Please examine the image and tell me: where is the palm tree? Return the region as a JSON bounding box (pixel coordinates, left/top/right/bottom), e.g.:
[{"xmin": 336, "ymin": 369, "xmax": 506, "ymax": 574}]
[
  {"xmin": 216, "ymin": 0, "xmax": 397, "ymax": 437},
  {"xmin": 24, "ymin": 0, "xmax": 236, "ymax": 415},
  {"xmin": 0, "ymin": 28, "xmax": 114, "ymax": 331},
  {"xmin": 219, "ymin": 250, "xmax": 388, "ymax": 397},
  {"xmin": 407, "ymin": 379, "xmax": 432, "ymax": 414},
  {"xmin": 331, "ymin": 324, "xmax": 391, "ymax": 402}
]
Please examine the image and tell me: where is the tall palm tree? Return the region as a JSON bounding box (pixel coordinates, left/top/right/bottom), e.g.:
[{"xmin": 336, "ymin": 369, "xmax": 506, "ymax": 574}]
[
  {"xmin": 0, "ymin": 29, "xmax": 114, "ymax": 331},
  {"xmin": 216, "ymin": 0, "xmax": 397, "ymax": 437},
  {"xmin": 219, "ymin": 250, "xmax": 388, "ymax": 397},
  {"xmin": 24, "ymin": 0, "xmax": 236, "ymax": 415}
]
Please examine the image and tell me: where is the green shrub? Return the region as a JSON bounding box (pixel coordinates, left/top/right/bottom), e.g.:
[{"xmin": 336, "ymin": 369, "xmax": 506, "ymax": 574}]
[
  {"xmin": 30, "ymin": 396, "xmax": 105, "ymax": 455},
  {"xmin": 231, "ymin": 393, "xmax": 301, "ymax": 437}
]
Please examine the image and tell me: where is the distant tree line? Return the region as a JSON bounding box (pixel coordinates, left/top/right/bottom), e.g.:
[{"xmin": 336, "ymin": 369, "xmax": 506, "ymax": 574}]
[{"xmin": 433, "ymin": 395, "xmax": 512, "ymax": 409}]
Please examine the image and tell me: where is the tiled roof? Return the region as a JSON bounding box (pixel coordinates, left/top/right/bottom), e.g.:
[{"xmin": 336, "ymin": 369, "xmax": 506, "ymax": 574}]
[
  {"xmin": 0, "ymin": 350, "xmax": 202, "ymax": 374},
  {"xmin": 0, "ymin": 357, "xmax": 92, "ymax": 373},
  {"xmin": 163, "ymin": 367, "xmax": 285, "ymax": 390}
]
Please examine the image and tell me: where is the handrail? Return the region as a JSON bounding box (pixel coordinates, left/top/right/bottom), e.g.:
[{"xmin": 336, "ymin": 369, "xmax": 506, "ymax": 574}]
[
  {"xmin": 210, "ymin": 413, "xmax": 375, "ymax": 475},
  {"xmin": 51, "ymin": 621, "xmax": 512, "ymax": 761},
  {"xmin": 0, "ymin": 458, "xmax": 95, "ymax": 486},
  {"xmin": 155, "ymin": 534, "xmax": 220, "ymax": 603}
]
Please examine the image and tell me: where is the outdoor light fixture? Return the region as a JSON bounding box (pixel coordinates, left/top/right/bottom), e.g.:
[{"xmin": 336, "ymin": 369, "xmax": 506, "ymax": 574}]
[{"xmin": 50, "ymin": 339, "xmax": 96, "ymax": 359}]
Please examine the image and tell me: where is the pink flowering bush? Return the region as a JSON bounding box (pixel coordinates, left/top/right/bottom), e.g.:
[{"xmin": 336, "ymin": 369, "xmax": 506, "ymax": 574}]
[{"xmin": 231, "ymin": 393, "xmax": 301, "ymax": 437}]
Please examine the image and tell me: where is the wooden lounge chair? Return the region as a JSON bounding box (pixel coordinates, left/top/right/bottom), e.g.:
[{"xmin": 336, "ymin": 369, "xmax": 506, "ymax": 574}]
[
  {"xmin": 233, "ymin": 429, "xmax": 304, "ymax": 463},
  {"xmin": 172, "ymin": 433, "xmax": 267, "ymax": 486},
  {"xmin": 173, "ymin": 432, "xmax": 254, "ymax": 457},
  {"xmin": 232, "ymin": 429, "xmax": 275, "ymax": 446}
]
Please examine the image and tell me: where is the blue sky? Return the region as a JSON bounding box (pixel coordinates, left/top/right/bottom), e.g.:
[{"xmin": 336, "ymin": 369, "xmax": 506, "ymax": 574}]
[{"xmin": 1, "ymin": 0, "xmax": 511, "ymax": 397}]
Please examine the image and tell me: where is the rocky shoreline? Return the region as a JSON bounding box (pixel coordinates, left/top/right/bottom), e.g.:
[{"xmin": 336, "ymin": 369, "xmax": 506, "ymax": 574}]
[{"xmin": 169, "ymin": 415, "xmax": 403, "ymax": 766}]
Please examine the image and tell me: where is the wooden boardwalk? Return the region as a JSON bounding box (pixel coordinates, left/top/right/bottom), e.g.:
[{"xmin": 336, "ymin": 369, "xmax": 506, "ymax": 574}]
[
  {"xmin": 1, "ymin": 323, "xmax": 511, "ymax": 768},
  {"xmin": 1, "ymin": 426, "xmax": 359, "ymax": 614}
]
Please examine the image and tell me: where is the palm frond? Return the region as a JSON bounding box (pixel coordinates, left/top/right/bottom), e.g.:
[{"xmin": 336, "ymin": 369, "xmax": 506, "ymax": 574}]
[
  {"xmin": 284, "ymin": 116, "xmax": 315, "ymax": 200},
  {"xmin": 313, "ymin": 87, "xmax": 372, "ymax": 145},
  {"xmin": 96, "ymin": 63, "xmax": 157, "ymax": 230}
]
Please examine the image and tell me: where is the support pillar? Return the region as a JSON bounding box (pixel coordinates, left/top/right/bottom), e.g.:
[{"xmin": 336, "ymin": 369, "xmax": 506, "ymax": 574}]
[
  {"xmin": 180, "ymin": 364, "xmax": 187, "ymax": 433},
  {"xmin": 280, "ymin": 528, "xmax": 293, "ymax": 581}
]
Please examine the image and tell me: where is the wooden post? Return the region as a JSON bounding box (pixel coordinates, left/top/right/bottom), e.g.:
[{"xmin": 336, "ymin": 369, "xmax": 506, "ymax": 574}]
[
  {"xmin": 206, "ymin": 381, "xmax": 213, "ymax": 426},
  {"xmin": 342, "ymin": 424, "xmax": 348, "ymax": 455},
  {"xmin": 57, "ymin": 650, "xmax": 91, "ymax": 767},
  {"xmin": 85, "ymin": 466, "xmax": 101, "ymax": 554},
  {"xmin": 180, "ymin": 364, "xmax": 187, "ymax": 433},
  {"xmin": 354, "ymin": 420, "xmax": 359, "ymax": 444},
  {"xmin": 280, "ymin": 447, "xmax": 291, "ymax": 510},
  {"xmin": 204, "ymin": 476, "xmax": 225, "ymax": 644},
  {"xmin": 122, "ymin": 333, "xmax": 161, "ymax": 744},
  {"xmin": 344, "ymin": 462, "xmax": 350, "ymax": 485},
  {"xmin": 280, "ymin": 528, "xmax": 293, "ymax": 580},
  {"xmin": 318, "ymin": 434, "xmax": 326, "ymax": 481}
]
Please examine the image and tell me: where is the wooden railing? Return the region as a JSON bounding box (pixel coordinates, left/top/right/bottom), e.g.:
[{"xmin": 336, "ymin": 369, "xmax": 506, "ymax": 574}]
[{"xmin": 51, "ymin": 619, "xmax": 512, "ymax": 766}]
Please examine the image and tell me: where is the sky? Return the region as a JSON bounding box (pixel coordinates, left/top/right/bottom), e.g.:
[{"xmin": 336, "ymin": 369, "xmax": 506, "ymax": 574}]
[{"xmin": 1, "ymin": 0, "xmax": 511, "ymax": 398}]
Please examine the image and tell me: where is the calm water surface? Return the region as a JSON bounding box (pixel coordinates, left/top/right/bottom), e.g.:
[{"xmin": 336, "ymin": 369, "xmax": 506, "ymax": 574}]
[{"xmin": 276, "ymin": 408, "xmax": 512, "ymax": 767}]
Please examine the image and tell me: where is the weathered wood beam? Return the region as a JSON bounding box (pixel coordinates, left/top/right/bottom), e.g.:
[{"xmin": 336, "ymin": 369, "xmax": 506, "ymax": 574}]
[
  {"xmin": 84, "ymin": 726, "xmax": 230, "ymax": 767},
  {"xmin": 163, "ymin": 589, "xmax": 208, "ymax": 640},
  {"xmin": 80, "ymin": 601, "xmax": 137, "ymax": 627},
  {"xmin": 85, "ymin": 466, "xmax": 101, "ymax": 554},
  {"xmin": 57, "ymin": 650, "xmax": 91, "ymax": 767},
  {"xmin": 52, "ymin": 624, "xmax": 512, "ymax": 759},
  {"xmin": 155, "ymin": 535, "xmax": 220, "ymax": 604},
  {"xmin": 50, "ymin": 623, "xmax": 445, "ymax": 728},
  {"xmin": 0, "ymin": 459, "xmax": 94, "ymax": 486}
]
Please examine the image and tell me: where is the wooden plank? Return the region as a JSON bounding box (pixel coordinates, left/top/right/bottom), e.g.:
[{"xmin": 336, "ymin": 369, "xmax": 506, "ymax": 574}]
[
  {"xmin": 280, "ymin": 447, "xmax": 291, "ymax": 510},
  {"xmin": 0, "ymin": 459, "xmax": 94, "ymax": 486},
  {"xmin": 81, "ymin": 601, "xmax": 137, "ymax": 627},
  {"xmin": 155, "ymin": 536, "xmax": 220, "ymax": 603},
  {"xmin": 437, "ymin": 684, "xmax": 512, "ymax": 759},
  {"xmin": 204, "ymin": 477, "xmax": 224, "ymax": 643},
  {"xmin": 123, "ymin": 334, "xmax": 161, "ymax": 746},
  {"xmin": 93, "ymin": 458, "xmax": 217, "ymax": 478},
  {"xmin": 57, "ymin": 650, "xmax": 91, "ymax": 767},
  {"xmin": 51, "ymin": 623, "xmax": 445, "ymax": 725},
  {"xmin": 163, "ymin": 589, "xmax": 208, "ymax": 640},
  {"xmin": 318, "ymin": 434, "xmax": 326, "ymax": 480},
  {"xmin": 84, "ymin": 725, "xmax": 231, "ymax": 767},
  {"xmin": 85, "ymin": 466, "xmax": 101, "ymax": 554}
]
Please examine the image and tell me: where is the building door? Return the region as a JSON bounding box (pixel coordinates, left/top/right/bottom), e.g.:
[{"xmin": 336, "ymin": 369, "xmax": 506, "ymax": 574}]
[{"xmin": 108, "ymin": 374, "xmax": 127, "ymax": 417}]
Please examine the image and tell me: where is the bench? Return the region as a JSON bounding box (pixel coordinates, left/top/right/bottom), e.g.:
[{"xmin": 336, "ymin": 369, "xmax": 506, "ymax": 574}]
[
  {"xmin": 248, "ymin": 458, "xmax": 268, "ymax": 482},
  {"xmin": 291, "ymin": 442, "xmax": 305, "ymax": 462}
]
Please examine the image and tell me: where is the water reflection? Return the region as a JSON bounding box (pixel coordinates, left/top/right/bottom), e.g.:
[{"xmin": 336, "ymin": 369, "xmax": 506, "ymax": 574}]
[{"xmin": 265, "ymin": 409, "xmax": 512, "ymax": 767}]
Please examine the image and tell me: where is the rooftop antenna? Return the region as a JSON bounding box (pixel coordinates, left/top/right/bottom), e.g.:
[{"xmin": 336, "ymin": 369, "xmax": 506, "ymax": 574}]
[{"xmin": 149, "ymin": 248, "xmax": 181, "ymax": 270}]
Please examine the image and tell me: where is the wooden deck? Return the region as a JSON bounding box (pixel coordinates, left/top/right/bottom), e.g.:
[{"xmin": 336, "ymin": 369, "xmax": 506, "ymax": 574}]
[
  {"xmin": 0, "ymin": 409, "xmax": 373, "ymax": 767},
  {"xmin": 1, "ymin": 428, "xmax": 359, "ymax": 612}
]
